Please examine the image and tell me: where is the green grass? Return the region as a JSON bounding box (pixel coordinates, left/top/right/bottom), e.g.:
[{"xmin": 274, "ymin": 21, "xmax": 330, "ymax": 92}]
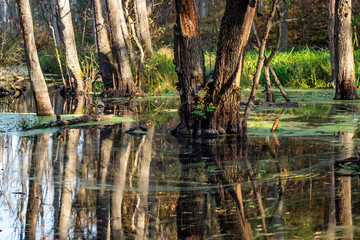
[
  {"xmin": 146, "ymin": 47, "xmax": 360, "ymax": 90},
  {"xmin": 34, "ymin": 45, "xmax": 360, "ymax": 93},
  {"xmin": 242, "ymin": 47, "xmax": 332, "ymax": 88}
]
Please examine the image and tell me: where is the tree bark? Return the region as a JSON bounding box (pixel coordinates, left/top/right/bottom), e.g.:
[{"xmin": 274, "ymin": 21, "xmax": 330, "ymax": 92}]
[
  {"xmin": 328, "ymin": 0, "xmax": 336, "ymax": 83},
  {"xmin": 105, "ymin": 0, "xmax": 136, "ymax": 97},
  {"xmin": 57, "ymin": 0, "xmax": 85, "ymax": 95},
  {"xmin": 172, "ymin": 0, "xmax": 205, "ymax": 136},
  {"xmin": 93, "ymin": 0, "xmax": 114, "ymax": 89},
  {"xmin": 279, "ymin": 0, "xmax": 288, "ymax": 52},
  {"xmin": 173, "ymin": 0, "xmax": 257, "ymax": 136},
  {"xmin": 50, "ymin": 0, "xmax": 62, "ymax": 49},
  {"xmin": 118, "ymin": 0, "xmax": 136, "ymax": 63},
  {"xmin": 134, "ymin": 0, "xmax": 153, "ymax": 57},
  {"xmin": 16, "ymin": 0, "xmax": 55, "ymax": 116},
  {"xmin": 146, "ymin": 0, "xmax": 153, "ymax": 16},
  {"xmin": 206, "ymin": 0, "xmax": 257, "ymax": 135},
  {"xmin": 199, "ymin": 0, "xmax": 208, "ymax": 17},
  {"xmin": 334, "ymin": 0, "xmax": 358, "ymax": 100}
]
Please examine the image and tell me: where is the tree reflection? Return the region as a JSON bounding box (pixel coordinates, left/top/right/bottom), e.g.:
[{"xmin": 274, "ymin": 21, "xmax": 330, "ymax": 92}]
[
  {"xmin": 96, "ymin": 126, "xmax": 114, "ymax": 240},
  {"xmin": 110, "ymin": 123, "xmax": 132, "ymax": 239},
  {"xmin": 58, "ymin": 129, "xmax": 80, "ymax": 239},
  {"xmin": 176, "ymin": 137, "xmax": 254, "ymax": 239},
  {"xmin": 25, "ymin": 134, "xmax": 50, "ymax": 240},
  {"xmin": 133, "ymin": 125, "xmax": 155, "ymax": 240},
  {"xmin": 336, "ymin": 133, "xmax": 354, "ymax": 240}
]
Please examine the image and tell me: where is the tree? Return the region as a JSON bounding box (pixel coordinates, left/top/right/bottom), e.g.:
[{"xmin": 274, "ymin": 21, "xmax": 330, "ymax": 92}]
[
  {"xmin": 105, "ymin": 0, "xmax": 136, "ymax": 97},
  {"xmin": 93, "ymin": 0, "xmax": 114, "ymax": 89},
  {"xmin": 16, "ymin": 0, "xmax": 54, "ymax": 116},
  {"xmin": 172, "ymin": 0, "xmax": 205, "ymax": 136},
  {"xmin": 199, "ymin": 0, "xmax": 209, "ymax": 17},
  {"xmin": 57, "ymin": 0, "xmax": 85, "ymax": 95},
  {"xmin": 333, "ymin": 0, "xmax": 358, "ymax": 100},
  {"xmin": 328, "ymin": 0, "xmax": 335, "ymax": 84},
  {"xmin": 279, "ymin": 0, "xmax": 288, "ymax": 51},
  {"xmin": 172, "ymin": 0, "xmax": 257, "ymax": 136},
  {"xmin": 134, "ymin": 0, "xmax": 153, "ymax": 57}
]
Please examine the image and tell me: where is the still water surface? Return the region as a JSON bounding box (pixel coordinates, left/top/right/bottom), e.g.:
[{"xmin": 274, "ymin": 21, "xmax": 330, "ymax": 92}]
[{"xmin": 0, "ymin": 89, "xmax": 360, "ymax": 239}]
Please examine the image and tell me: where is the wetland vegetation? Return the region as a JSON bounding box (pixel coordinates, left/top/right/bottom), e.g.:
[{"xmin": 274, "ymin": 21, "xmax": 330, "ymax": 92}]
[{"xmin": 2, "ymin": 0, "xmax": 360, "ymax": 239}]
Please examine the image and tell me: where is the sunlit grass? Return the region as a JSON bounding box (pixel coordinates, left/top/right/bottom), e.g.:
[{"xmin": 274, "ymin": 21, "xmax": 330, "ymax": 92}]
[{"xmin": 35, "ymin": 45, "xmax": 360, "ymax": 93}]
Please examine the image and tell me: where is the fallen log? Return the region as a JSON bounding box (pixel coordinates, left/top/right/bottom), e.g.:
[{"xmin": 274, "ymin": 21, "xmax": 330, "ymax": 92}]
[{"xmin": 25, "ymin": 113, "xmax": 113, "ymax": 131}]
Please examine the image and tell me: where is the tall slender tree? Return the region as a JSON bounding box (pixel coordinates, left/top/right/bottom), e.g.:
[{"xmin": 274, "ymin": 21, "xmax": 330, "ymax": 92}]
[
  {"xmin": 93, "ymin": 0, "xmax": 114, "ymax": 90},
  {"xmin": 105, "ymin": 0, "xmax": 136, "ymax": 97},
  {"xmin": 328, "ymin": 0, "xmax": 335, "ymax": 83},
  {"xmin": 134, "ymin": 0, "xmax": 153, "ymax": 57},
  {"xmin": 57, "ymin": 0, "xmax": 85, "ymax": 95},
  {"xmin": 333, "ymin": 0, "xmax": 358, "ymax": 100},
  {"xmin": 16, "ymin": 0, "xmax": 54, "ymax": 116},
  {"xmin": 118, "ymin": 0, "xmax": 136, "ymax": 62}
]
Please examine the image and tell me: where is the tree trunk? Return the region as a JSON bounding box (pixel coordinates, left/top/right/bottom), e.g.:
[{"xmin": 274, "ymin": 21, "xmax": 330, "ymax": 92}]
[
  {"xmin": 57, "ymin": 0, "xmax": 85, "ymax": 95},
  {"xmin": 118, "ymin": 0, "xmax": 136, "ymax": 63},
  {"xmin": 146, "ymin": 0, "xmax": 153, "ymax": 16},
  {"xmin": 134, "ymin": 0, "xmax": 153, "ymax": 57},
  {"xmin": 199, "ymin": 0, "xmax": 208, "ymax": 17},
  {"xmin": 93, "ymin": 0, "xmax": 114, "ymax": 89},
  {"xmin": 172, "ymin": 0, "xmax": 205, "ymax": 136},
  {"xmin": 173, "ymin": 0, "xmax": 256, "ymax": 136},
  {"xmin": 334, "ymin": 0, "xmax": 358, "ymax": 100},
  {"xmin": 106, "ymin": 0, "xmax": 136, "ymax": 97},
  {"xmin": 50, "ymin": 0, "xmax": 62, "ymax": 49},
  {"xmin": 279, "ymin": 0, "xmax": 288, "ymax": 52},
  {"xmin": 242, "ymin": 0, "xmax": 277, "ymax": 134},
  {"xmin": 16, "ymin": 0, "xmax": 55, "ymax": 116},
  {"xmin": 206, "ymin": 0, "xmax": 257, "ymax": 135},
  {"xmin": 328, "ymin": 0, "xmax": 335, "ymax": 83}
]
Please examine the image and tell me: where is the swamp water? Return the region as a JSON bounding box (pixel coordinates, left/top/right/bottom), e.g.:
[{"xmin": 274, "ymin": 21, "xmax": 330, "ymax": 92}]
[{"xmin": 0, "ymin": 89, "xmax": 360, "ymax": 239}]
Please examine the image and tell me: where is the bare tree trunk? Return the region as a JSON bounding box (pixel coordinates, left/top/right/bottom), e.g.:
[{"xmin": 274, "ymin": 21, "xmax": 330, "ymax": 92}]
[
  {"xmin": 134, "ymin": 0, "xmax": 153, "ymax": 57},
  {"xmin": 57, "ymin": 0, "xmax": 85, "ymax": 95},
  {"xmin": 279, "ymin": 0, "xmax": 288, "ymax": 51},
  {"xmin": 328, "ymin": 0, "xmax": 335, "ymax": 83},
  {"xmin": 118, "ymin": 0, "xmax": 136, "ymax": 63},
  {"xmin": 172, "ymin": 0, "xmax": 205, "ymax": 136},
  {"xmin": 206, "ymin": 0, "xmax": 257, "ymax": 136},
  {"xmin": 106, "ymin": 0, "xmax": 136, "ymax": 97},
  {"xmin": 199, "ymin": 0, "xmax": 208, "ymax": 17},
  {"xmin": 146, "ymin": 0, "xmax": 153, "ymax": 16},
  {"xmin": 334, "ymin": 0, "xmax": 358, "ymax": 100},
  {"xmin": 173, "ymin": 0, "xmax": 257, "ymax": 136},
  {"xmin": 50, "ymin": 0, "xmax": 62, "ymax": 49},
  {"xmin": 16, "ymin": 0, "xmax": 55, "ymax": 116},
  {"xmin": 243, "ymin": 0, "xmax": 277, "ymax": 134},
  {"xmin": 93, "ymin": 0, "xmax": 114, "ymax": 89}
]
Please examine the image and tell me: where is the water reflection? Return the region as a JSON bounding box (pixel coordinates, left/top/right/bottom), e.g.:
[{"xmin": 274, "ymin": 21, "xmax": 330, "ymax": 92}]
[{"xmin": 1, "ymin": 94, "xmax": 360, "ymax": 239}]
